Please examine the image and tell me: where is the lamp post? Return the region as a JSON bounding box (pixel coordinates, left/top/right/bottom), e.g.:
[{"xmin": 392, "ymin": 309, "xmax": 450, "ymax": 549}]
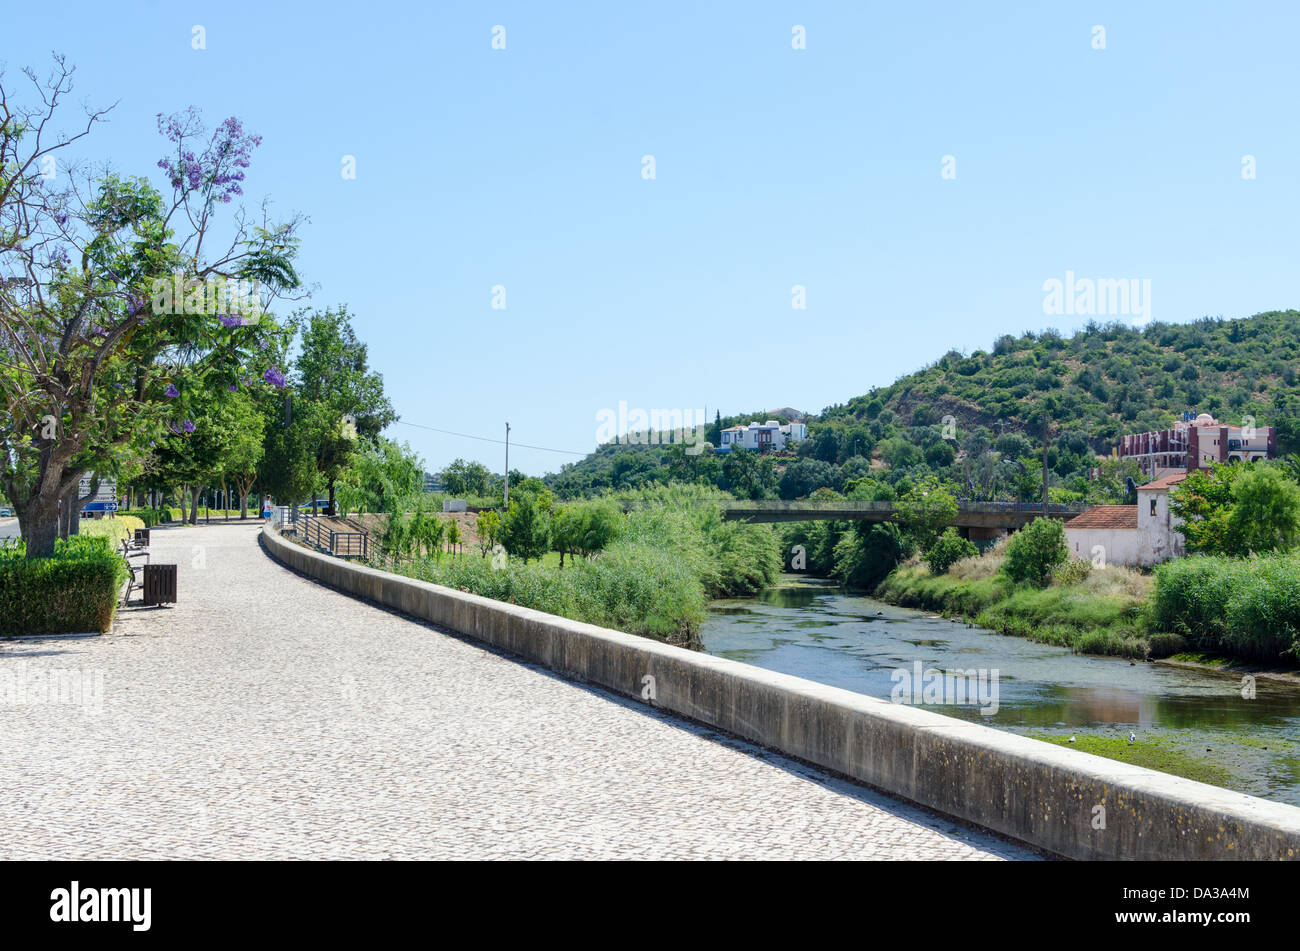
[{"xmin": 504, "ymin": 422, "xmax": 511, "ymax": 508}]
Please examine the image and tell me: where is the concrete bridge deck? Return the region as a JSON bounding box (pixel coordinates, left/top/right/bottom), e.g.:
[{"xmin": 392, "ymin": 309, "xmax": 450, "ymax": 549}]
[{"xmin": 0, "ymin": 522, "xmax": 1033, "ymax": 860}]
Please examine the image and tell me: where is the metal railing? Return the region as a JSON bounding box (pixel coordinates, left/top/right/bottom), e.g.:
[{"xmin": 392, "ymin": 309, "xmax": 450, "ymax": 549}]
[{"xmin": 299, "ymin": 514, "xmax": 370, "ymax": 559}]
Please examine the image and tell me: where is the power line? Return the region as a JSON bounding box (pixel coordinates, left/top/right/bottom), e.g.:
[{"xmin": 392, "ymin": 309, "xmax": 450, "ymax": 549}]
[{"xmin": 392, "ymin": 419, "xmax": 587, "ymax": 456}]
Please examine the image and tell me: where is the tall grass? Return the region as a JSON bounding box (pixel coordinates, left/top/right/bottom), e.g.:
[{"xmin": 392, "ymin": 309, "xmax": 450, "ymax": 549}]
[
  {"xmin": 1150, "ymin": 553, "xmax": 1300, "ymax": 662},
  {"xmin": 875, "ymin": 553, "xmax": 1162, "ymax": 659},
  {"xmin": 387, "ymin": 487, "xmax": 781, "ymax": 646}
]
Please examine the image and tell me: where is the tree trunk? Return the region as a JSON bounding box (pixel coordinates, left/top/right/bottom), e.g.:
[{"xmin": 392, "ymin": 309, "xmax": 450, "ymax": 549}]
[
  {"xmin": 190, "ymin": 486, "xmax": 201, "ymax": 525},
  {"xmin": 328, "ymin": 479, "xmax": 336, "ymax": 517},
  {"xmin": 58, "ymin": 484, "xmax": 74, "ymax": 539},
  {"xmin": 23, "ymin": 494, "xmax": 61, "ymax": 558}
]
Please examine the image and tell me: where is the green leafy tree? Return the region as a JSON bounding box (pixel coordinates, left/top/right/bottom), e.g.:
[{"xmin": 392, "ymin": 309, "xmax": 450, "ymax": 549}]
[
  {"xmin": 293, "ymin": 306, "xmax": 396, "ymax": 515},
  {"xmin": 833, "ymin": 522, "xmax": 904, "ymax": 590},
  {"xmin": 893, "ymin": 475, "xmax": 958, "ymax": 551},
  {"xmin": 475, "ymin": 509, "xmax": 500, "ymax": 556},
  {"xmin": 500, "ymin": 493, "xmax": 550, "ymax": 562},
  {"xmin": 1170, "ymin": 464, "xmax": 1243, "ymax": 555},
  {"xmin": 440, "ymin": 458, "xmax": 490, "ymax": 497},
  {"xmin": 926, "ymin": 527, "xmax": 978, "ymax": 574},
  {"xmin": 1174, "ymin": 463, "xmax": 1300, "ymax": 556},
  {"xmin": 1003, "ymin": 517, "xmax": 1068, "ymax": 587},
  {"xmin": 337, "ymin": 438, "xmax": 422, "ymax": 517},
  {"xmin": 1, "ymin": 63, "xmax": 302, "ymax": 556}
]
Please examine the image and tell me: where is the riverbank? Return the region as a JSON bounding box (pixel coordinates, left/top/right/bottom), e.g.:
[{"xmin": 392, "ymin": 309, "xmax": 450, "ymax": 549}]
[{"xmin": 873, "ymin": 555, "xmax": 1177, "ymax": 659}]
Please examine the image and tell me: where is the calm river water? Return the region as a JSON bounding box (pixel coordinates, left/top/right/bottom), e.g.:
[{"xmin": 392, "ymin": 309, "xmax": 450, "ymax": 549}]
[{"xmin": 700, "ymin": 575, "xmax": 1300, "ymax": 806}]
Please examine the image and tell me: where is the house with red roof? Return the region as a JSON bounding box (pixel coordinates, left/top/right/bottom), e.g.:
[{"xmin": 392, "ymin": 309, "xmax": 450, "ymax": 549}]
[{"xmin": 1064, "ymin": 473, "xmax": 1186, "ymax": 567}]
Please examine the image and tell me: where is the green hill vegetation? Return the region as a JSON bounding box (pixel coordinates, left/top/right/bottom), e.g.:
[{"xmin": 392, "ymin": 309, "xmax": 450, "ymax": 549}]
[{"xmin": 545, "ymin": 311, "xmax": 1300, "ymax": 503}]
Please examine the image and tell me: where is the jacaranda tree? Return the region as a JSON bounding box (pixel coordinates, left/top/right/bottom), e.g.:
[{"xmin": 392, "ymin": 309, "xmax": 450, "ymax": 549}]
[{"xmin": 0, "ymin": 57, "xmax": 303, "ymax": 556}]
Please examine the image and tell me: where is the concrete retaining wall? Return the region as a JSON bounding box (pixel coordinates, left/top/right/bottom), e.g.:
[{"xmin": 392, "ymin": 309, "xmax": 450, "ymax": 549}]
[{"xmin": 261, "ymin": 523, "xmax": 1300, "ymax": 860}]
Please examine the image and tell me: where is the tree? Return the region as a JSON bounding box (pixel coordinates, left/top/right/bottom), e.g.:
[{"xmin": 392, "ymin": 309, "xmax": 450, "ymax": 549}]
[
  {"xmin": 833, "ymin": 522, "xmax": 904, "ymax": 590},
  {"xmin": 1, "ymin": 61, "xmax": 302, "ymax": 556},
  {"xmin": 1003, "ymin": 517, "xmax": 1068, "ymax": 587},
  {"xmin": 893, "ymin": 475, "xmax": 958, "ymax": 551},
  {"xmin": 336, "ymin": 437, "xmax": 422, "ymax": 518},
  {"xmin": 1174, "ymin": 462, "xmax": 1300, "ymax": 556},
  {"xmin": 499, "ymin": 493, "xmax": 550, "ymax": 562},
  {"xmin": 257, "ymin": 395, "xmax": 319, "ymax": 511},
  {"xmin": 293, "ymin": 306, "xmax": 396, "ymax": 515},
  {"xmin": 1170, "ymin": 464, "xmax": 1244, "ymax": 555},
  {"xmin": 440, "ymin": 458, "xmax": 491, "ymax": 497},
  {"xmin": 926, "ymin": 527, "xmax": 978, "ymax": 574},
  {"xmin": 721, "ymin": 448, "xmax": 775, "ymax": 500},
  {"xmin": 218, "ymin": 389, "xmax": 264, "ymax": 518},
  {"xmin": 1228, "ymin": 466, "xmax": 1300, "ymax": 554},
  {"xmin": 475, "ymin": 509, "xmax": 500, "ymax": 556},
  {"xmin": 444, "ymin": 518, "xmax": 462, "ymax": 557}
]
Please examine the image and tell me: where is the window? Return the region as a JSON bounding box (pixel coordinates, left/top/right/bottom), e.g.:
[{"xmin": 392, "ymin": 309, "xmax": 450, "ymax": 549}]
[{"xmin": 1150, "ymin": 498, "xmax": 1158, "ymax": 516}]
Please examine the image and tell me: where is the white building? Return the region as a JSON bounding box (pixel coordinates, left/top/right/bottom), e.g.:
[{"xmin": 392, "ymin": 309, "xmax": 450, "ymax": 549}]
[
  {"xmin": 718, "ymin": 420, "xmax": 808, "ymax": 452},
  {"xmin": 1063, "ymin": 473, "xmax": 1186, "ymax": 567}
]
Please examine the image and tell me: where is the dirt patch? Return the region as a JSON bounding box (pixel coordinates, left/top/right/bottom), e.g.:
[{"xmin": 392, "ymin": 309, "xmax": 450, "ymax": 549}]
[{"xmin": 340, "ymin": 511, "xmax": 486, "ymax": 553}]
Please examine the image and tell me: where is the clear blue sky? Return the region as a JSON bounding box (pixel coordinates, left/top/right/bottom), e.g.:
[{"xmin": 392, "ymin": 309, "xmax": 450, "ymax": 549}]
[{"xmin": 8, "ymin": 1, "xmax": 1299, "ymax": 476}]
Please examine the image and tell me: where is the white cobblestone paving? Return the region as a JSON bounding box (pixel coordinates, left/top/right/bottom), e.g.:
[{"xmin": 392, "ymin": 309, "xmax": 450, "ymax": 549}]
[{"xmin": 0, "ymin": 522, "xmax": 1038, "ymax": 860}]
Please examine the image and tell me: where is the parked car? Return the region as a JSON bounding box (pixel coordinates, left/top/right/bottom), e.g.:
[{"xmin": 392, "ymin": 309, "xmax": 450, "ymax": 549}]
[
  {"xmin": 0, "ymin": 507, "xmax": 13, "ymax": 518},
  {"xmin": 297, "ymin": 499, "xmax": 330, "ymax": 514}
]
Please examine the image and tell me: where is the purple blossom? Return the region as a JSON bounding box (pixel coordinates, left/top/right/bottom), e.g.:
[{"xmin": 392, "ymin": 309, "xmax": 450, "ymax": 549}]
[
  {"xmin": 164, "ymin": 384, "xmax": 180, "ymax": 398},
  {"xmin": 228, "ymin": 382, "xmax": 239, "ymax": 392},
  {"xmin": 183, "ymin": 420, "xmax": 197, "ymax": 433},
  {"xmin": 263, "ymin": 366, "xmax": 287, "ymax": 387},
  {"xmin": 156, "ymin": 109, "xmax": 262, "ymax": 204},
  {"xmin": 218, "ymin": 313, "xmax": 246, "ymax": 328}
]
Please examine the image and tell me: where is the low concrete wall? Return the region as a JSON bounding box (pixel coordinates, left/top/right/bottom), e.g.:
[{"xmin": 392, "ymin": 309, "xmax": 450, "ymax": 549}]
[{"xmin": 261, "ymin": 523, "xmax": 1300, "ymax": 860}]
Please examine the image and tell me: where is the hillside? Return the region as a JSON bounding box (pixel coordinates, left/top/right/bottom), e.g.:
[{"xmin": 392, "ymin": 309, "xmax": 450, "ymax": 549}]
[
  {"xmin": 825, "ymin": 312, "xmax": 1300, "ymax": 449},
  {"xmin": 544, "ymin": 312, "xmax": 1300, "ymax": 500}
]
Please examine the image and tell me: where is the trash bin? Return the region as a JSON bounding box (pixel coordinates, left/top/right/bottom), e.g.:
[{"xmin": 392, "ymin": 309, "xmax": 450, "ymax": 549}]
[{"xmin": 143, "ymin": 564, "xmax": 177, "ymax": 605}]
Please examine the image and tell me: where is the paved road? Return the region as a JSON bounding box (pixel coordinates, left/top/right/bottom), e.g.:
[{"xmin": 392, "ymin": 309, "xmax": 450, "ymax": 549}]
[
  {"xmin": 0, "ymin": 522, "xmax": 1036, "ymax": 860},
  {"xmin": 0, "ymin": 517, "xmax": 18, "ymax": 540}
]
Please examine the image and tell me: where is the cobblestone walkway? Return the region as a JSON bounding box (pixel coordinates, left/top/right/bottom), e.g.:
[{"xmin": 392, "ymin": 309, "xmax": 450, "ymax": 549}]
[{"xmin": 0, "ymin": 522, "xmax": 1036, "ymax": 859}]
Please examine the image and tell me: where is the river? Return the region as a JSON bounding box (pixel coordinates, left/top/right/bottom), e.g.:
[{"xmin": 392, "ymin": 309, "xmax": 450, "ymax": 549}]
[{"xmin": 700, "ymin": 575, "xmax": 1300, "ymax": 806}]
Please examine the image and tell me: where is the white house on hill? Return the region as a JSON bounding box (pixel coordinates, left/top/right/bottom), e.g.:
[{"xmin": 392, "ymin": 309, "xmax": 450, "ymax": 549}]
[{"xmin": 718, "ymin": 420, "xmax": 808, "ymax": 452}]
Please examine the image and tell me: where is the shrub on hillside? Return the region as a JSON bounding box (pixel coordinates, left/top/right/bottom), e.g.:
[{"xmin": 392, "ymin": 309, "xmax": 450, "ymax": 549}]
[
  {"xmin": 0, "ymin": 536, "xmax": 127, "ymax": 636},
  {"xmin": 926, "ymin": 528, "xmax": 978, "ymax": 575},
  {"xmin": 1003, "ymin": 517, "xmax": 1068, "ymax": 587}
]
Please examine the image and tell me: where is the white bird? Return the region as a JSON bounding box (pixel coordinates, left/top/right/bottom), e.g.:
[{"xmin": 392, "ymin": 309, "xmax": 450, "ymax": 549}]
[
  {"xmin": 1068, "ymin": 736, "xmax": 1076, "ymax": 743},
  {"xmin": 1128, "ymin": 731, "xmax": 1137, "ymax": 743}
]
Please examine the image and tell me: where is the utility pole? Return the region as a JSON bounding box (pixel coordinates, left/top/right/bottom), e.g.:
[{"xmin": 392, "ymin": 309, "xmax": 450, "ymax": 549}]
[
  {"xmin": 504, "ymin": 422, "xmax": 511, "ymax": 507},
  {"xmin": 1042, "ymin": 411, "xmax": 1050, "ymax": 516}
]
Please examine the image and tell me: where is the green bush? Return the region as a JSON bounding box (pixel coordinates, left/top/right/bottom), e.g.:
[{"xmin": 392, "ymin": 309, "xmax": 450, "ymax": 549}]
[
  {"xmin": 1003, "ymin": 517, "xmax": 1068, "ymax": 587},
  {"xmin": 123, "ymin": 508, "xmax": 173, "ymax": 527},
  {"xmin": 0, "ymin": 536, "xmax": 127, "ymax": 636},
  {"xmin": 926, "ymin": 528, "xmax": 978, "ymax": 575},
  {"xmin": 1151, "ymin": 553, "xmax": 1300, "ymax": 662}
]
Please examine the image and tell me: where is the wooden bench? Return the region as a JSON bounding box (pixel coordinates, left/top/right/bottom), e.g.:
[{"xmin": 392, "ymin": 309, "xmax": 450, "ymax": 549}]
[{"xmin": 120, "ymin": 537, "xmax": 149, "ymax": 606}]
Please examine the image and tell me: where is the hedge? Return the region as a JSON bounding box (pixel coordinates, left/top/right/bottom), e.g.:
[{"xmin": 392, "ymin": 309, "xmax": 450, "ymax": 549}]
[{"xmin": 0, "ymin": 536, "xmax": 127, "ymax": 636}]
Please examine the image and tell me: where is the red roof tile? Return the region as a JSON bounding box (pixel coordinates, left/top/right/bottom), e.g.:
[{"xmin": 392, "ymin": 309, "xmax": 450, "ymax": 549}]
[
  {"xmin": 1138, "ymin": 473, "xmax": 1188, "ymax": 492},
  {"xmin": 1065, "ymin": 505, "xmax": 1138, "ymax": 530}
]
